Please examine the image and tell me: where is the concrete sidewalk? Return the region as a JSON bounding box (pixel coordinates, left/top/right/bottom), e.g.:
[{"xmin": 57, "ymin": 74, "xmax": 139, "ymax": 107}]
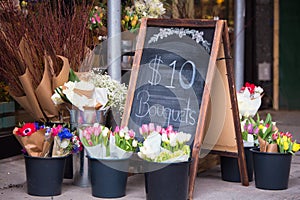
[{"xmin": 1, "ymin": 110, "xmax": 300, "ymax": 200}]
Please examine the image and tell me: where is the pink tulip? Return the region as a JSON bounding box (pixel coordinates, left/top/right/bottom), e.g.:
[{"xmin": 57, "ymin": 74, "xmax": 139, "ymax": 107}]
[
  {"xmin": 52, "ymin": 125, "xmax": 62, "ymax": 136},
  {"xmin": 114, "ymin": 126, "xmax": 120, "ymax": 133},
  {"xmin": 94, "ymin": 127, "xmax": 100, "ymax": 137},
  {"xmin": 156, "ymin": 125, "xmax": 162, "ymax": 133},
  {"xmin": 95, "ymin": 15, "xmax": 101, "ymax": 23},
  {"xmin": 149, "ymin": 123, "xmax": 155, "ymax": 132},
  {"xmin": 166, "ymin": 125, "xmax": 173, "ymax": 133},
  {"xmin": 85, "ymin": 132, "xmax": 91, "ymax": 140},
  {"xmin": 141, "ymin": 124, "xmax": 149, "ymax": 134},
  {"xmin": 129, "ymin": 130, "xmax": 135, "ymax": 138},
  {"xmin": 286, "ymin": 132, "xmax": 293, "ymax": 138},
  {"xmin": 272, "ymin": 133, "xmax": 278, "ymax": 140}
]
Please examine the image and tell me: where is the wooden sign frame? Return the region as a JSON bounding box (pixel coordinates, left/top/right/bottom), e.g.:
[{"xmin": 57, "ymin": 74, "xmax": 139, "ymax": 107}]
[{"xmin": 121, "ymin": 18, "xmax": 248, "ymax": 199}]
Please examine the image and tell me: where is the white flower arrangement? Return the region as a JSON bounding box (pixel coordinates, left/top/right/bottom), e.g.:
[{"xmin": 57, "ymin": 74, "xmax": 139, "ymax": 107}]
[
  {"xmin": 237, "ymin": 82, "xmax": 264, "ymax": 118},
  {"xmin": 134, "ymin": 0, "xmax": 166, "ymax": 18},
  {"xmin": 138, "ymin": 123, "xmax": 191, "ymax": 163},
  {"xmin": 51, "ymin": 70, "xmax": 127, "ymax": 114},
  {"xmin": 82, "ymin": 71, "xmax": 128, "ymax": 114}
]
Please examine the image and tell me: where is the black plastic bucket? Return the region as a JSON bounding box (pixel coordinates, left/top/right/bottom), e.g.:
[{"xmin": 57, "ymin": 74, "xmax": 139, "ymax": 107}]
[
  {"xmin": 220, "ymin": 146, "xmax": 253, "ymax": 182},
  {"xmin": 250, "ymin": 148, "xmax": 292, "ymax": 190},
  {"xmin": 24, "ymin": 155, "xmax": 66, "ymax": 196},
  {"xmin": 88, "ymin": 157, "xmax": 129, "ymax": 198},
  {"xmin": 145, "ymin": 160, "xmax": 191, "ymax": 200}
]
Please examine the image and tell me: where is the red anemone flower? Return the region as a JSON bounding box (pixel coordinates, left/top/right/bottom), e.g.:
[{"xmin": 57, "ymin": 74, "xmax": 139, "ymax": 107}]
[{"xmin": 16, "ymin": 123, "xmax": 37, "ymax": 137}]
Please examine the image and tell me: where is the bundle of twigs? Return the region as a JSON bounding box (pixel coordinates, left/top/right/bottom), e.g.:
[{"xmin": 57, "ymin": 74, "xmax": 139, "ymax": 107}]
[{"xmin": 0, "ymin": 0, "xmax": 93, "ymax": 121}]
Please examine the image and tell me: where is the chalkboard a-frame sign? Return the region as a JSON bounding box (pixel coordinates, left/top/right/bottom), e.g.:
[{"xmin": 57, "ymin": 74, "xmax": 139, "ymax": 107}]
[{"xmin": 121, "ymin": 18, "xmax": 248, "ymax": 199}]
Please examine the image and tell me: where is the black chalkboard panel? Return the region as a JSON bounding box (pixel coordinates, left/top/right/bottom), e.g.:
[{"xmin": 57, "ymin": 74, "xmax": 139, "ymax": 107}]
[{"xmin": 127, "ymin": 25, "xmax": 215, "ymax": 143}]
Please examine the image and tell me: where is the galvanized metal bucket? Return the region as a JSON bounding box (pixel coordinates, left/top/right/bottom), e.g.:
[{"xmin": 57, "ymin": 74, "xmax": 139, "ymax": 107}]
[{"xmin": 69, "ymin": 109, "xmax": 107, "ymax": 187}]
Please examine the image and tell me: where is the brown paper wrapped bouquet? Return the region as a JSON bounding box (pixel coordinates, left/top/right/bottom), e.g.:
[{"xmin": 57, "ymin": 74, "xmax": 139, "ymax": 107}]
[{"xmin": 13, "ymin": 122, "xmax": 82, "ymax": 157}]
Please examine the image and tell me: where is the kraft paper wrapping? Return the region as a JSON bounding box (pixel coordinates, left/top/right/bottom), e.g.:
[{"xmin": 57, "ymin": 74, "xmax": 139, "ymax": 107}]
[
  {"xmin": 35, "ymin": 56, "xmax": 59, "ymax": 121},
  {"xmin": 258, "ymin": 136, "xmax": 278, "ymax": 153},
  {"xmin": 13, "ymin": 128, "xmax": 53, "ymax": 157},
  {"xmin": 52, "ymin": 55, "xmax": 70, "ymax": 90},
  {"xmin": 19, "ymin": 37, "xmax": 39, "ymax": 69},
  {"xmin": 52, "ymin": 136, "xmax": 70, "ymax": 157},
  {"xmin": 73, "ymin": 88, "xmax": 94, "ymax": 99},
  {"xmin": 18, "ymin": 69, "xmax": 45, "ymax": 121}
]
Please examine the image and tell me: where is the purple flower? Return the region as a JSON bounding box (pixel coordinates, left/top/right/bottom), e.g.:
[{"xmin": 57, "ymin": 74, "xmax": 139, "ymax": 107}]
[
  {"xmin": 246, "ymin": 124, "xmax": 253, "ymax": 134},
  {"xmin": 253, "ymin": 127, "xmax": 259, "ymax": 135}
]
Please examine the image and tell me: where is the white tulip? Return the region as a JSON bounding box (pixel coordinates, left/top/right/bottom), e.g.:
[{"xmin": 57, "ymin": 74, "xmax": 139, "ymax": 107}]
[{"xmin": 132, "ymin": 140, "xmax": 138, "ymax": 147}]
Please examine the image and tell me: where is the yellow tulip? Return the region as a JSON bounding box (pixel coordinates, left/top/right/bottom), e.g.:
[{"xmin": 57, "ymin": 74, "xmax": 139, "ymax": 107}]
[
  {"xmin": 276, "ymin": 138, "xmax": 280, "ymax": 145},
  {"xmin": 133, "ymin": 15, "xmax": 139, "ymax": 21},
  {"xmin": 131, "ymin": 19, "xmax": 137, "ymax": 27},
  {"xmin": 258, "ymin": 124, "xmax": 264, "ymax": 130},
  {"xmin": 292, "ymin": 143, "xmax": 300, "ymax": 152},
  {"xmin": 283, "ymin": 135, "xmax": 288, "ymax": 142},
  {"xmin": 283, "ymin": 141, "xmax": 289, "ymax": 151},
  {"xmin": 124, "ymin": 15, "xmax": 129, "ymax": 22}
]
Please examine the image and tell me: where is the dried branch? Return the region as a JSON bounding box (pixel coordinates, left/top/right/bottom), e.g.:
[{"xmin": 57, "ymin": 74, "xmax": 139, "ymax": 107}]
[{"xmin": 0, "ymin": 0, "xmax": 93, "ymax": 97}]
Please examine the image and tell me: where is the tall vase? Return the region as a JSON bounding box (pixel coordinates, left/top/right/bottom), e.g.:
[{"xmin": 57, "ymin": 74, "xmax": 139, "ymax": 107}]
[
  {"xmin": 250, "ymin": 147, "xmax": 292, "ymax": 190},
  {"xmin": 69, "ymin": 109, "xmax": 107, "ymax": 187}
]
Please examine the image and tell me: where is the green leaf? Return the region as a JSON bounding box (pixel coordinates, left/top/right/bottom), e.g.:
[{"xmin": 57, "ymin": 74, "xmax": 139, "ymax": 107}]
[
  {"xmin": 69, "ymin": 69, "xmax": 80, "ymax": 82},
  {"xmin": 242, "ymin": 131, "xmax": 248, "ymax": 141},
  {"xmin": 264, "ymin": 113, "xmax": 272, "ymax": 125}
]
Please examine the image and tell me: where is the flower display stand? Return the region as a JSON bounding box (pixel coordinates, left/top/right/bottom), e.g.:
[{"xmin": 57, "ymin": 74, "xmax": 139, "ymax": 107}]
[
  {"xmin": 24, "ymin": 155, "xmax": 67, "ymax": 196},
  {"xmin": 220, "ymin": 146, "xmax": 254, "ymax": 182},
  {"xmin": 88, "ymin": 157, "xmax": 129, "ymax": 198},
  {"xmin": 250, "ymin": 148, "xmax": 292, "ymax": 190},
  {"xmin": 144, "ymin": 160, "xmax": 191, "ymax": 200}
]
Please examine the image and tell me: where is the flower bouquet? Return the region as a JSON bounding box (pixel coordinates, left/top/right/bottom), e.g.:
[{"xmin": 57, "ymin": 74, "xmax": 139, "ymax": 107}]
[
  {"xmin": 273, "ymin": 131, "xmax": 300, "ymax": 154},
  {"xmin": 79, "ymin": 124, "xmax": 138, "ymax": 159},
  {"xmin": 137, "ymin": 123, "xmax": 191, "ymax": 163},
  {"xmin": 51, "ymin": 70, "xmax": 127, "ymax": 117},
  {"xmin": 13, "ymin": 122, "xmax": 81, "ymax": 157},
  {"xmin": 240, "ymin": 117, "xmax": 259, "ymax": 147},
  {"xmin": 237, "ymin": 82, "xmax": 264, "ymax": 118},
  {"xmin": 247, "ymin": 113, "xmax": 300, "ymax": 154},
  {"xmin": 121, "ymin": 0, "xmax": 166, "ymax": 32}
]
